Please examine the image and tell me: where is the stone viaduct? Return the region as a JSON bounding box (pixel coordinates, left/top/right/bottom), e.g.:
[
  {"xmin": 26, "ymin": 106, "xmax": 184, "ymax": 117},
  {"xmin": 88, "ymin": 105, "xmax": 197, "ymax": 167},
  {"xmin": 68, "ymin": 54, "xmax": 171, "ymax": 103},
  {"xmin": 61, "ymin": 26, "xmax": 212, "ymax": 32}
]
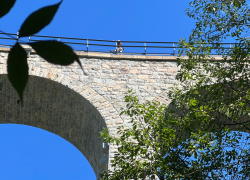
[{"xmin": 0, "ymin": 47, "xmax": 185, "ymax": 179}]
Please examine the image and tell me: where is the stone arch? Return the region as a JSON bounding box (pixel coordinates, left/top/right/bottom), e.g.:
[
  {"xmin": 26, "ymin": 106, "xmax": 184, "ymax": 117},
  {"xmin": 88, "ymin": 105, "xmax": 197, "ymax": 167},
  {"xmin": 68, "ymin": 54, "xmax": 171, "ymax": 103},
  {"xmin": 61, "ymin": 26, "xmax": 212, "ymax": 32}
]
[
  {"xmin": 0, "ymin": 70, "xmax": 122, "ymax": 179},
  {"xmin": 0, "ymin": 64, "xmax": 123, "ymax": 131},
  {"xmin": 28, "ymin": 65, "xmax": 123, "ymax": 128},
  {"xmin": 154, "ymin": 82, "xmax": 250, "ymax": 135}
]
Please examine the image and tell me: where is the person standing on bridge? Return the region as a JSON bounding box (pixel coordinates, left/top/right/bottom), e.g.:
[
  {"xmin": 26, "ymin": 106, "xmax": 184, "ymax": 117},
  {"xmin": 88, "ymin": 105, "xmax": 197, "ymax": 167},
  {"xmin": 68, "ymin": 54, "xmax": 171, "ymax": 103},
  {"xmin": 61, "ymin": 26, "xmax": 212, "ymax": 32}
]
[{"xmin": 110, "ymin": 40, "xmax": 124, "ymax": 54}]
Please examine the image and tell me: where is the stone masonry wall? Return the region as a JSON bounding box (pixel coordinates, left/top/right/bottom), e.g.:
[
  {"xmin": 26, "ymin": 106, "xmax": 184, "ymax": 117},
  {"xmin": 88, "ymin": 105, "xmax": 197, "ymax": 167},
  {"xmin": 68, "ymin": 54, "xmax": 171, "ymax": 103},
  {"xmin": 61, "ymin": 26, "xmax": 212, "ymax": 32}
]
[
  {"xmin": 0, "ymin": 50, "xmax": 181, "ymax": 130},
  {"xmin": 0, "ymin": 48, "xmax": 184, "ymax": 179}
]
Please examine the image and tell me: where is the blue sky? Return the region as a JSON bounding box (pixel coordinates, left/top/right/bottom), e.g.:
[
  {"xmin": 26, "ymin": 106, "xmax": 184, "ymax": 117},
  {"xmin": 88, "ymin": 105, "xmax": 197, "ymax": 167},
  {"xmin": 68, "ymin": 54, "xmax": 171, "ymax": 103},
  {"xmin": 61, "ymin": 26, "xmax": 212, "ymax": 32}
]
[
  {"xmin": 0, "ymin": 0, "xmax": 198, "ymax": 179},
  {"xmin": 0, "ymin": 0, "xmax": 194, "ymax": 41}
]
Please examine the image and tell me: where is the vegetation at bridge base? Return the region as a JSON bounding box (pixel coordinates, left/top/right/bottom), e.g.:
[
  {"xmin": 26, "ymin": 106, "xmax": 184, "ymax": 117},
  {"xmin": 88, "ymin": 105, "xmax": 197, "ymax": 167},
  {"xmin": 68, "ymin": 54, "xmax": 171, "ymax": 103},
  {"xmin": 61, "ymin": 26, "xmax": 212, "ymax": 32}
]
[
  {"xmin": 100, "ymin": 0, "xmax": 250, "ymax": 179},
  {"xmin": 100, "ymin": 90, "xmax": 250, "ymax": 179},
  {"xmin": 0, "ymin": 0, "xmax": 83, "ymax": 104}
]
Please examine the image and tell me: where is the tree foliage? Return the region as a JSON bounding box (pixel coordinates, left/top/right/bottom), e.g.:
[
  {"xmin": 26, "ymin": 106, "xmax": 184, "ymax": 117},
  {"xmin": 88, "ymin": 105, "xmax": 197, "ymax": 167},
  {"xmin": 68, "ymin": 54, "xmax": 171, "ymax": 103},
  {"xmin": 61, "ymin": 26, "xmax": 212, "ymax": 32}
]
[
  {"xmin": 177, "ymin": 0, "xmax": 250, "ymax": 134},
  {"xmin": 0, "ymin": 0, "xmax": 16, "ymax": 18},
  {"xmin": 100, "ymin": 91, "xmax": 250, "ymax": 179},
  {"xmin": 100, "ymin": 0, "xmax": 250, "ymax": 179},
  {"xmin": 0, "ymin": 0, "xmax": 83, "ymax": 103}
]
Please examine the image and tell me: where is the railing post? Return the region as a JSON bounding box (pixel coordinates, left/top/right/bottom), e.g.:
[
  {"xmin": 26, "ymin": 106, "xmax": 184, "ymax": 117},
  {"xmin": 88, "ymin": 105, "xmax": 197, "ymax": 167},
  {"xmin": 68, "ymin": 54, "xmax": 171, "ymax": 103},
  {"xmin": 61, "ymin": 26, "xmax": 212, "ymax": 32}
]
[
  {"xmin": 144, "ymin": 43, "xmax": 146, "ymax": 55},
  {"xmin": 116, "ymin": 41, "xmax": 117, "ymax": 53},
  {"xmin": 173, "ymin": 43, "xmax": 175, "ymax": 56},
  {"xmin": 17, "ymin": 31, "xmax": 19, "ymax": 40},
  {"xmin": 58, "ymin": 38, "xmax": 60, "ymax": 42},
  {"xmin": 29, "ymin": 36, "xmax": 31, "ymax": 43},
  {"xmin": 87, "ymin": 39, "xmax": 89, "ymax": 52}
]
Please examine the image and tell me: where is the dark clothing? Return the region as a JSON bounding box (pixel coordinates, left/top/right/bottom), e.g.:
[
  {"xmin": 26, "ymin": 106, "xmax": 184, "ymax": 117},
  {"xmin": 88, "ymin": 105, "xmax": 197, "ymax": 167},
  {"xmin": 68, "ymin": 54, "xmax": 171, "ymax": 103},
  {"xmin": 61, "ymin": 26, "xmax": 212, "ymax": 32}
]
[
  {"xmin": 117, "ymin": 41, "xmax": 123, "ymax": 47},
  {"xmin": 117, "ymin": 41, "xmax": 124, "ymax": 51},
  {"xmin": 110, "ymin": 41, "xmax": 124, "ymax": 54}
]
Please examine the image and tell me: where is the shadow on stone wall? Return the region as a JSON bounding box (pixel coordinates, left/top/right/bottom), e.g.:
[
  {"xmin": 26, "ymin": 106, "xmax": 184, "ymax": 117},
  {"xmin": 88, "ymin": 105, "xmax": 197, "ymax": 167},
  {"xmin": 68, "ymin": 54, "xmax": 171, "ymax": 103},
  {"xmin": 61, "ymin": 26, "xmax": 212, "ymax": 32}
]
[
  {"xmin": 166, "ymin": 81, "xmax": 250, "ymax": 140},
  {"xmin": 0, "ymin": 75, "xmax": 108, "ymax": 179}
]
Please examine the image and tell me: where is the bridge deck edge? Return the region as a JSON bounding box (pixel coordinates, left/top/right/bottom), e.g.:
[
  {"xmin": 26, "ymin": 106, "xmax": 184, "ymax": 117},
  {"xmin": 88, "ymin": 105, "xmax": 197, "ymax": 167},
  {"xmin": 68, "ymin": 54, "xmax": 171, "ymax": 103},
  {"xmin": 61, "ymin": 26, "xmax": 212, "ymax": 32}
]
[{"xmin": 0, "ymin": 47, "xmax": 224, "ymax": 61}]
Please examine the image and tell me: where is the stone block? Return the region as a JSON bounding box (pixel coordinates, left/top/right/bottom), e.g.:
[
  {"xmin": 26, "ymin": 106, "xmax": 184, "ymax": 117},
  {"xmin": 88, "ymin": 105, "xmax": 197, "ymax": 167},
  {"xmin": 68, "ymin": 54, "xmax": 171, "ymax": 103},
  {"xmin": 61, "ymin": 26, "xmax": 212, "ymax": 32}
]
[
  {"xmin": 129, "ymin": 70, "xmax": 140, "ymax": 74},
  {"xmin": 138, "ymin": 75, "xmax": 149, "ymax": 79}
]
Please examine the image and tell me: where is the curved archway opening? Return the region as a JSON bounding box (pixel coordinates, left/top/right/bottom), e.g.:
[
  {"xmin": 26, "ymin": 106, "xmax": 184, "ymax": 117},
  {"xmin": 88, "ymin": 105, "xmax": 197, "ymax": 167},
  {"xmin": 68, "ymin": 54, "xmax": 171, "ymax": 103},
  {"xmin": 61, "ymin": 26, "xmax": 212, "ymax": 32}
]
[
  {"xmin": 167, "ymin": 80, "xmax": 250, "ymax": 137},
  {"xmin": 0, "ymin": 74, "xmax": 108, "ymax": 178},
  {"xmin": 163, "ymin": 81, "xmax": 250, "ymax": 178},
  {"xmin": 0, "ymin": 124, "xmax": 96, "ymax": 180}
]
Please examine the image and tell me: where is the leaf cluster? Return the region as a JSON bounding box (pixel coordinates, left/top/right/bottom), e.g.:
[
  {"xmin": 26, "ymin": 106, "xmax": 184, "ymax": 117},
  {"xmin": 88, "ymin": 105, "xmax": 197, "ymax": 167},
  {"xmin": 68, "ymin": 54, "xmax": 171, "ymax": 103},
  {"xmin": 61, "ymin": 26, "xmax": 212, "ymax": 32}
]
[
  {"xmin": 100, "ymin": 90, "xmax": 250, "ymax": 179},
  {"xmin": 173, "ymin": 0, "xmax": 250, "ymax": 178},
  {"xmin": 0, "ymin": 0, "xmax": 83, "ymax": 103},
  {"xmin": 186, "ymin": 0, "xmax": 250, "ymax": 44}
]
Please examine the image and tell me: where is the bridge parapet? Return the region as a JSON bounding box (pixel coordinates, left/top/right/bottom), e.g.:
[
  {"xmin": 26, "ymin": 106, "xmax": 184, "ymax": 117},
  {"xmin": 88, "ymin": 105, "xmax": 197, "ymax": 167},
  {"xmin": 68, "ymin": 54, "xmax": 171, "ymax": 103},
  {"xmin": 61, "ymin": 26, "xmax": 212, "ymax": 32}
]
[{"xmin": 0, "ymin": 32, "xmax": 235, "ymax": 56}]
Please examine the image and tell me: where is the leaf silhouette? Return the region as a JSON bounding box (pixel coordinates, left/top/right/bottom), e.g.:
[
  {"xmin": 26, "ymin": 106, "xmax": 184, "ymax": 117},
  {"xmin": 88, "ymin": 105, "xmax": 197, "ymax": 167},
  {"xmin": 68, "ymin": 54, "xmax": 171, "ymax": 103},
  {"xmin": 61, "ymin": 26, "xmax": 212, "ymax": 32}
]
[
  {"xmin": 0, "ymin": 0, "xmax": 16, "ymax": 18},
  {"xmin": 30, "ymin": 41, "xmax": 82, "ymax": 68},
  {"xmin": 7, "ymin": 42, "xmax": 29, "ymax": 103},
  {"xmin": 19, "ymin": 1, "xmax": 62, "ymax": 37}
]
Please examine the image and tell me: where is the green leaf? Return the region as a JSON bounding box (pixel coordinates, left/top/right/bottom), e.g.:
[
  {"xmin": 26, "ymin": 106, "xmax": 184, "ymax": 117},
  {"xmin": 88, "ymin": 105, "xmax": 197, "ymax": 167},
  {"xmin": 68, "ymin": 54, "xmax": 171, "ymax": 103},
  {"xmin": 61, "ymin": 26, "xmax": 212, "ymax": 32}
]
[
  {"xmin": 0, "ymin": 0, "xmax": 16, "ymax": 18},
  {"xmin": 29, "ymin": 41, "xmax": 82, "ymax": 68},
  {"xmin": 7, "ymin": 42, "xmax": 28, "ymax": 103},
  {"xmin": 19, "ymin": 1, "xmax": 62, "ymax": 37}
]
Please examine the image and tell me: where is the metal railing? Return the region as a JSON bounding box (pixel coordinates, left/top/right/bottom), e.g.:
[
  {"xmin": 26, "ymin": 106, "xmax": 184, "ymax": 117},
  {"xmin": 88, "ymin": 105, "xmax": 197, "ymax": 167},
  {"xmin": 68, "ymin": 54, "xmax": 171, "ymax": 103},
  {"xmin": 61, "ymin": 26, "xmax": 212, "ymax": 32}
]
[{"xmin": 0, "ymin": 32, "xmax": 236, "ymax": 56}]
